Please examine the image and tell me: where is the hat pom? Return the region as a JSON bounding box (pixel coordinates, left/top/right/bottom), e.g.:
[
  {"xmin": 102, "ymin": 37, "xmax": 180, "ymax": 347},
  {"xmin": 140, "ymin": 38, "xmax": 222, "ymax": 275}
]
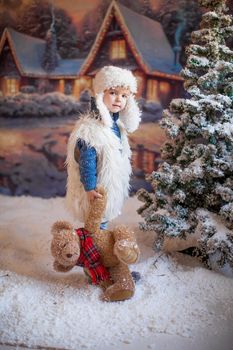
[{"xmin": 120, "ymin": 95, "xmax": 141, "ymax": 133}]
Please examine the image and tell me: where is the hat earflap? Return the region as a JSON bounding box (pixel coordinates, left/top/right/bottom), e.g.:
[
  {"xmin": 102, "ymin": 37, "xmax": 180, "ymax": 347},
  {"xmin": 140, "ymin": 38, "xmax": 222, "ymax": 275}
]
[
  {"xmin": 119, "ymin": 95, "xmax": 141, "ymax": 133},
  {"xmin": 95, "ymin": 92, "xmax": 113, "ymax": 128}
]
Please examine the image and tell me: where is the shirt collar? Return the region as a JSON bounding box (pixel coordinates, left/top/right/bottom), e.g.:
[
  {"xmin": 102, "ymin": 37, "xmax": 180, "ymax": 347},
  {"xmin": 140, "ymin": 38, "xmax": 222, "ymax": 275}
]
[{"xmin": 111, "ymin": 112, "xmax": 119, "ymax": 122}]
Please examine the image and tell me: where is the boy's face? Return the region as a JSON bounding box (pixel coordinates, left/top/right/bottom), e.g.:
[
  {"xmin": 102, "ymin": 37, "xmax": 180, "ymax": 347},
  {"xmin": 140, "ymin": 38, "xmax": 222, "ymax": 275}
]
[{"xmin": 103, "ymin": 86, "xmax": 130, "ymax": 113}]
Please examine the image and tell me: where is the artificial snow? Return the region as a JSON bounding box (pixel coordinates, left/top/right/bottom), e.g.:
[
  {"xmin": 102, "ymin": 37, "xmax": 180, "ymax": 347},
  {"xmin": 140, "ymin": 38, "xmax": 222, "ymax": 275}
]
[
  {"xmin": 189, "ymin": 54, "xmax": 210, "ymax": 67},
  {"xmin": 204, "ymin": 121, "xmax": 233, "ymax": 137},
  {"xmin": 0, "ymin": 195, "xmax": 233, "ymax": 350},
  {"xmin": 197, "ymin": 208, "xmax": 233, "ymax": 242}
]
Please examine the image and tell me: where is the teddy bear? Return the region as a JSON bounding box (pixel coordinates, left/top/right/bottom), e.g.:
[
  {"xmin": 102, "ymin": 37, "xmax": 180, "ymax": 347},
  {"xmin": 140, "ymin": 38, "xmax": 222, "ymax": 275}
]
[{"xmin": 50, "ymin": 187, "xmax": 140, "ymax": 302}]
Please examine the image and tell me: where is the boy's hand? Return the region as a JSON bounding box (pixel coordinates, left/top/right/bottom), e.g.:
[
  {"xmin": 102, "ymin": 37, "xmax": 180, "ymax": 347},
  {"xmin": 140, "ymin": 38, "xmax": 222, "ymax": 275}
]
[{"xmin": 87, "ymin": 189, "xmax": 103, "ymax": 202}]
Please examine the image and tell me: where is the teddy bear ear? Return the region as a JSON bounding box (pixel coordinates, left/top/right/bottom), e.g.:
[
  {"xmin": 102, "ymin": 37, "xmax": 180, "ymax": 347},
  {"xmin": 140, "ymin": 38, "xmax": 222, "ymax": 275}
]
[{"xmin": 51, "ymin": 221, "xmax": 74, "ymax": 235}]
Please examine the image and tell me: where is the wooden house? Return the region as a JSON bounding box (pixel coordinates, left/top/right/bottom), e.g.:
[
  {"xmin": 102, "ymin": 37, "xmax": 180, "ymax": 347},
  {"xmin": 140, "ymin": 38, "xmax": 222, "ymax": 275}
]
[
  {"xmin": 79, "ymin": 1, "xmax": 183, "ymax": 105},
  {"xmin": 0, "ymin": 27, "xmax": 85, "ymax": 97},
  {"xmin": 0, "ymin": 1, "xmax": 183, "ymax": 106}
]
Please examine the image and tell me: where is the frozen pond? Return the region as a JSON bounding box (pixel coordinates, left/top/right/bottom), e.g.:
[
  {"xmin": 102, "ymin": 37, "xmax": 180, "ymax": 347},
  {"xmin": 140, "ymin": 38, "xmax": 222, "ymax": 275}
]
[{"xmin": 0, "ymin": 116, "xmax": 165, "ymax": 197}]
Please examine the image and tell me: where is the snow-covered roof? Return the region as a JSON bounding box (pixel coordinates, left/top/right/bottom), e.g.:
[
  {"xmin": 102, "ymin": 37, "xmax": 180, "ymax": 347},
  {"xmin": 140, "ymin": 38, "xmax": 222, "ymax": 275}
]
[
  {"xmin": 0, "ymin": 2, "xmax": 183, "ymax": 80},
  {"xmin": 80, "ymin": 1, "xmax": 182, "ymax": 80},
  {"xmin": 0, "ymin": 28, "xmax": 84, "ymax": 78},
  {"xmin": 117, "ymin": 3, "xmax": 182, "ymax": 75}
]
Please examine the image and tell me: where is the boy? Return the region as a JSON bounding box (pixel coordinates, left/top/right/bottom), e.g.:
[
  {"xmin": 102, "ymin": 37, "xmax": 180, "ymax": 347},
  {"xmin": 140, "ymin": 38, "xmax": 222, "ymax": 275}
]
[{"xmin": 66, "ymin": 66, "xmax": 141, "ymax": 228}]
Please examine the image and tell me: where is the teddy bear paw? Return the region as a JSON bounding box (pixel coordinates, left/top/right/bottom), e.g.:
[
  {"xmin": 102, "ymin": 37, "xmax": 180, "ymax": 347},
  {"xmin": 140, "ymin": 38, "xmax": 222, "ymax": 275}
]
[
  {"xmin": 114, "ymin": 240, "xmax": 140, "ymax": 264},
  {"xmin": 53, "ymin": 260, "xmax": 74, "ymax": 273},
  {"xmin": 102, "ymin": 284, "xmax": 134, "ymax": 302}
]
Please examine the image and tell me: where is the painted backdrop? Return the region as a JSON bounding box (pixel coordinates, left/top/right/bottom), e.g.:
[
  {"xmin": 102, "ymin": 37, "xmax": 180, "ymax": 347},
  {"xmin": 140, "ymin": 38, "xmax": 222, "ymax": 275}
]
[{"xmin": 0, "ymin": 0, "xmax": 232, "ymax": 197}]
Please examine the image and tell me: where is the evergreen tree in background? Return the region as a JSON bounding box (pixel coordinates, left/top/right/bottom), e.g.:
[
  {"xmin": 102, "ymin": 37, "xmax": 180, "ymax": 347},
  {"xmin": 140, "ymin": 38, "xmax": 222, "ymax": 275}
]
[
  {"xmin": 0, "ymin": 0, "xmax": 22, "ymax": 35},
  {"xmin": 137, "ymin": 0, "xmax": 233, "ymax": 271},
  {"xmin": 0, "ymin": 0, "xmax": 22, "ymax": 9},
  {"xmin": 17, "ymin": 0, "xmax": 79, "ymax": 58},
  {"xmin": 140, "ymin": 0, "xmax": 154, "ymax": 19},
  {"xmin": 156, "ymin": 0, "xmax": 202, "ymax": 66},
  {"xmin": 0, "ymin": 10, "xmax": 16, "ymax": 35},
  {"xmin": 42, "ymin": 7, "xmax": 58, "ymax": 72}
]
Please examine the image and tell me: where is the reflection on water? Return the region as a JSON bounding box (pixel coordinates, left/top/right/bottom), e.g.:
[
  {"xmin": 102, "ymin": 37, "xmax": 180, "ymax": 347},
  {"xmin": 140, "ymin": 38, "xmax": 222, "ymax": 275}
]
[
  {"xmin": 132, "ymin": 144, "xmax": 161, "ymax": 174},
  {"xmin": 0, "ymin": 117, "xmax": 165, "ymax": 197}
]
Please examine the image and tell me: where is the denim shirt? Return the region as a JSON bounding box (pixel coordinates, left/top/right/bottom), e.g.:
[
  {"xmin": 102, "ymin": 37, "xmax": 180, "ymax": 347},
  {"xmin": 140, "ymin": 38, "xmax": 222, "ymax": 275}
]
[{"xmin": 74, "ymin": 112, "xmax": 121, "ymax": 191}]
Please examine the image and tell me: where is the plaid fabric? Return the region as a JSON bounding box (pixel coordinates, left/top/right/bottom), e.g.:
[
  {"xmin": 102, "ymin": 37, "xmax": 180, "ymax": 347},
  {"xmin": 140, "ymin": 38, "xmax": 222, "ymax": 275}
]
[{"xmin": 75, "ymin": 228, "xmax": 110, "ymax": 285}]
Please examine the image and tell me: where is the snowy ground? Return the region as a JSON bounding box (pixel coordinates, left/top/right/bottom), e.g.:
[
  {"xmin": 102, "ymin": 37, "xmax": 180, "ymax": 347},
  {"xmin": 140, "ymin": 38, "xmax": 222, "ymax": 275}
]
[{"xmin": 0, "ymin": 195, "xmax": 233, "ymax": 350}]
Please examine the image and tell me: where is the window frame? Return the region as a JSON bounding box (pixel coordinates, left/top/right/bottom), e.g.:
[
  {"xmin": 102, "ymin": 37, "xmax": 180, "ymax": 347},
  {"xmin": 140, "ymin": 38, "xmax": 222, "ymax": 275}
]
[{"xmin": 110, "ymin": 39, "xmax": 127, "ymax": 60}]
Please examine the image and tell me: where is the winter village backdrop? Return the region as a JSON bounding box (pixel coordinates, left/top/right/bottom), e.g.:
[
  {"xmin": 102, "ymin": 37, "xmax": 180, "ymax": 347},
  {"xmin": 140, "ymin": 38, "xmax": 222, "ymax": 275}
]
[
  {"xmin": 0, "ymin": 0, "xmax": 233, "ymax": 253},
  {"xmin": 0, "ymin": 0, "xmax": 204, "ymax": 198},
  {"xmin": 0, "ymin": 0, "xmax": 233, "ymax": 271},
  {"xmin": 0, "ymin": 1, "xmax": 233, "ymax": 348}
]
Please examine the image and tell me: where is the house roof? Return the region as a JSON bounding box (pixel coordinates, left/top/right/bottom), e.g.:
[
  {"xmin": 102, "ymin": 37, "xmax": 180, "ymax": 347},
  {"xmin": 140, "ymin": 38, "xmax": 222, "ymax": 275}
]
[
  {"xmin": 118, "ymin": 3, "xmax": 182, "ymax": 76},
  {"xmin": 0, "ymin": 28, "xmax": 84, "ymax": 78},
  {"xmin": 0, "ymin": 2, "xmax": 183, "ymax": 81},
  {"xmin": 80, "ymin": 1, "xmax": 183, "ymax": 81}
]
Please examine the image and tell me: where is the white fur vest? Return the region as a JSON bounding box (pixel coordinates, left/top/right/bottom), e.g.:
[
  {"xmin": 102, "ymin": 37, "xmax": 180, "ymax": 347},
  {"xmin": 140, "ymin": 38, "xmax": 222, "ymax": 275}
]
[{"xmin": 65, "ymin": 114, "xmax": 132, "ymax": 223}]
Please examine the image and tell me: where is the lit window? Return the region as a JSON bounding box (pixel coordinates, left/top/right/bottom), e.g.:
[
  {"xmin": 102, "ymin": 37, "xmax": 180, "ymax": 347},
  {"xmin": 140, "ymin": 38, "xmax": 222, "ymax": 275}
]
[
  {"xmin": 110, "ymin": 40, "xmax": 126, "ymax": 59},
  {"xmin": 59, "ymin": 79, "xmax": 65, "ymax": 93},
  {"xmin": 6, "ymin": 79, "xmax": 18, "ymax": 95},
  {"xmin": 73, "ymin": 77, "xmax": 92, "ymax": 98},
  {"xmin": 159, "ymin": 81, "xmax": 170, "ymax": 94},
  {"xmin": 147, "ymin": 79, "xmax": 159, "ymax": 101},
  {"xmin": 134, "ymin": 71, "xmax": 144, "ymax": 97}
]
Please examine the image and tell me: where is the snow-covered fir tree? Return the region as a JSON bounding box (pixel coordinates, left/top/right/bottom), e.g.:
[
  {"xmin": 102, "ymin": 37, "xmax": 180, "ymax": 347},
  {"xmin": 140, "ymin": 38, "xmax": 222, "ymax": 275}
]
[
  {"xmin": 42, "ymin": 14, "xmax": 58, "ymax": 72},
  {"xmin": 137, "ymin": 0, "xmax": 233, "ymax": 272},
  {"xmin": 17, "ymin": 0, "xmax": 79, "ymax": 58}
]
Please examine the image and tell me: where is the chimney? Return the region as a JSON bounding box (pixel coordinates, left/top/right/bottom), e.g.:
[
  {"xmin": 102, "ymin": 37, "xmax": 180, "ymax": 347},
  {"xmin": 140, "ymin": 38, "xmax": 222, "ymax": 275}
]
[
  {"xmin": 173, "ymin": 45, "xmax": 181, "ymax": 67},
  {"xmin": 173, "ymin": 14, "xmax": 186, "ymax": 67}
]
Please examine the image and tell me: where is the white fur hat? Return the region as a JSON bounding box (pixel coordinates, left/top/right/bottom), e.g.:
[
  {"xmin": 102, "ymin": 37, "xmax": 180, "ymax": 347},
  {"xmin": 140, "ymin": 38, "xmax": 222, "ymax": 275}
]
[{"xmin": 93, "ymin": 66, "xmax": 141, "ymax": 132}]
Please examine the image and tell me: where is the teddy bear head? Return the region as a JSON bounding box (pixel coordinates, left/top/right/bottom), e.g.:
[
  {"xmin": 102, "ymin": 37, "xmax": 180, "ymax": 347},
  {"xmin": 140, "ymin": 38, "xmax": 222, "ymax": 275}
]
[{"xmin": 51, "ymin": 221, "xmax": 80, "ymax": 270}]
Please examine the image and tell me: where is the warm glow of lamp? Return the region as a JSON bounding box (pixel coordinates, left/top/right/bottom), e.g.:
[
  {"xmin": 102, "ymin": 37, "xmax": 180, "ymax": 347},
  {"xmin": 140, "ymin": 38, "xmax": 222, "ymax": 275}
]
[
  {"xmin": 73, "ymin": 77, "xmax": 92, "ymax": 99},
  {"xmin": 59, "ymin": 79, "xmax": 65, "ymax": 93},
  {"xmin": 159, "ymin": 81, "xmax": 170, "ymax": 94},
  {"xmin": 6, "ymin": 78, "xmax": 19, "ymax": 95},
  {"xmin": 134, "ymin": 71, "xmax": 144, "ymax": 98},
  {"xmin": 110, "ymin": 40, "xmax": 126, "ymax": 59},
  {"xmin": 146, "ymin": 79, "xmax": 159, "ymax": 102}
]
